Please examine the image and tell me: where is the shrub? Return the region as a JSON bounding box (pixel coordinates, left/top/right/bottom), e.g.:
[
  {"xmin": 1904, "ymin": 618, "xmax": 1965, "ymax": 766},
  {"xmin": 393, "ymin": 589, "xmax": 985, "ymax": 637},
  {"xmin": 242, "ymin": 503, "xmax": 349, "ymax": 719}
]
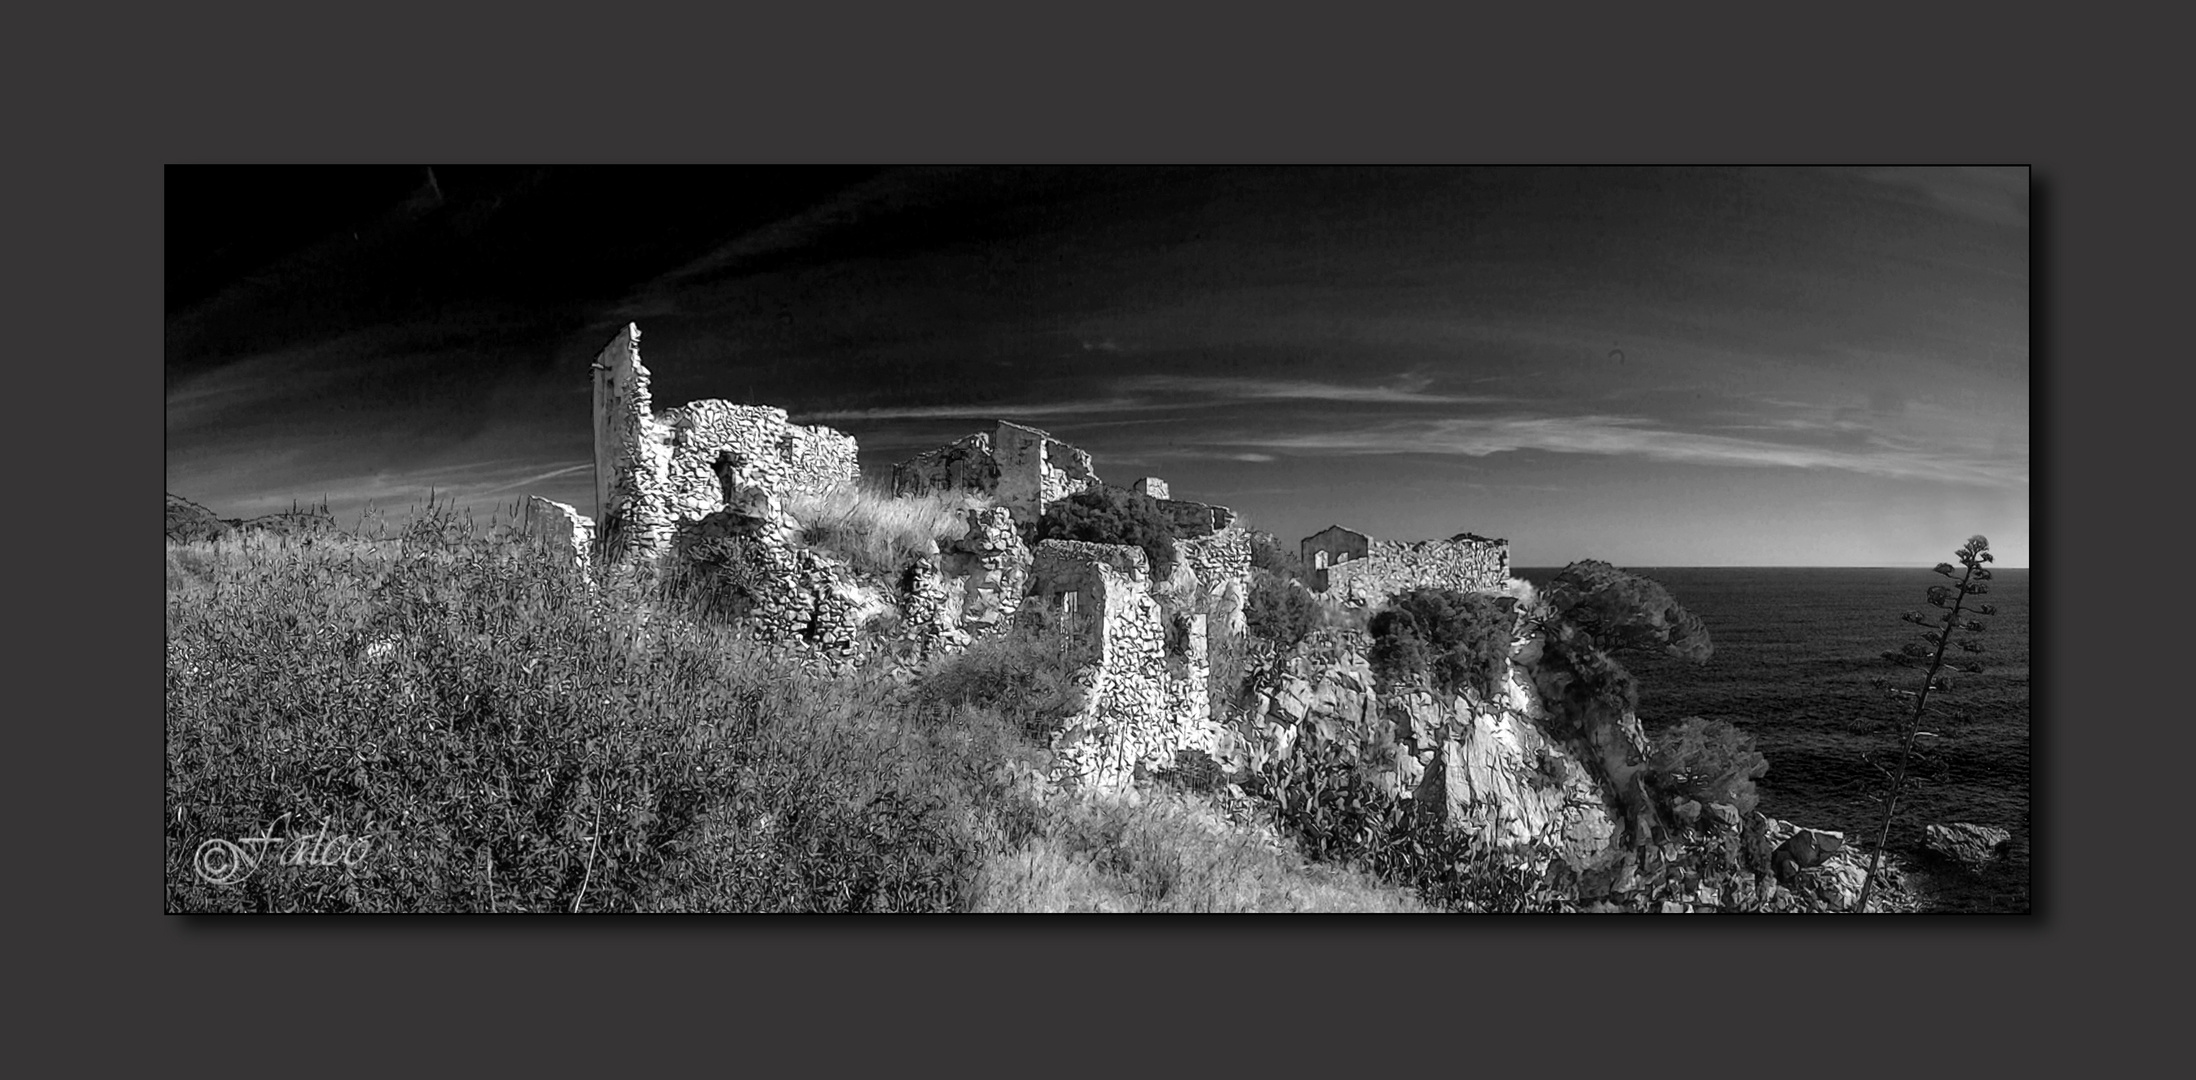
[
  {"xmin": 658, "ymin": 531, "xmax": 770, "ymax": 624},
  {"xmin": 1645, "ymin": 716, "xmax": 1769, "ymax": 818},
  {"xmin": 165, "ymin": 504, "xmax": 1003, "ymax": 912},
  {"xmin": 1366, "ymin": 587, "xmax": 1519, "ymax": 700},
  {"xmin": 1031, "ymin": 485, "xmax": 1179, "ymax": 580},
  {"xmin": 1244, "ymin": 569, "xmax": 1317, "ymax": 650},
  {"xmin": 1248, "ymin": 735, "xmax": 1573, "ymax": 912},
  {"xmin": 1245, "ymin": 530, "xmax": 1302, "ymax": 580},
  {"xmin": 1541, "ymin": 560, "xmax": 1712, "ymax": 661},
  {"xmin": 911, "ymin": 606, "xmax": 1096, "ymax": 742},
  {"xmin": 782, "ymin": 483, "xmax": 974, "ymax": 579}
]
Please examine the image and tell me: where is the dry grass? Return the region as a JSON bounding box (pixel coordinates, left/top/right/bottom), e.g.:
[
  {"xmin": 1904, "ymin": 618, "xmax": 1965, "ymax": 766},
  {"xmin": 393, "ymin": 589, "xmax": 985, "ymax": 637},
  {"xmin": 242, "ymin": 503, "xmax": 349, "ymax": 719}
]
[
  {"xmin": 974, "ymin": 787, "xmax": 1429, "ymax": 913},
  {"xmin": 782, "ymin": 483, "xmax": 985, "ymax": 579}
]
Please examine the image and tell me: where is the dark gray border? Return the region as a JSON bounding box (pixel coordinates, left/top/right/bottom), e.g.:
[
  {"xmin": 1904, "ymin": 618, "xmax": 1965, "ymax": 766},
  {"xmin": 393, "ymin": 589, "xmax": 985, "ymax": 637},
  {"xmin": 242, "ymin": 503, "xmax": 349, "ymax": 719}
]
[{"xmin": 45, "ymin": 5, "xmax": 2166, "ymax": 1072}]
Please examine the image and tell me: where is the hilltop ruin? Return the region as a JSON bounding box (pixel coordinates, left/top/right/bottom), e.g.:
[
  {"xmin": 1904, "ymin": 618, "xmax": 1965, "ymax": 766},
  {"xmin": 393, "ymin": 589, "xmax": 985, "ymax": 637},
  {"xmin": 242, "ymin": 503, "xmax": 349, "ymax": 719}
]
[{"xmin": 1300, "ymin": 524, "xmax": 1510, "ymax": 606}]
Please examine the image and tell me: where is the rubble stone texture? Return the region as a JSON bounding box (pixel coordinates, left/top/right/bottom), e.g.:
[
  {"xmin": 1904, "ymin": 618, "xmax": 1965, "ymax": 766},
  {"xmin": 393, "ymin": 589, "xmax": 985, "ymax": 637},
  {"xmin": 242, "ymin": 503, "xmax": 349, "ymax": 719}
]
[
  {"xmin": 1031, "ymin": 539, "xmax": 1228, "ymax": 789},
  {"xmin": 1302, "ymin": 525, "xmax": 1510, "ymax": 607},
  {"xmin": 590, "ymin": 323, "xmax": 856, "ymax": 562}
]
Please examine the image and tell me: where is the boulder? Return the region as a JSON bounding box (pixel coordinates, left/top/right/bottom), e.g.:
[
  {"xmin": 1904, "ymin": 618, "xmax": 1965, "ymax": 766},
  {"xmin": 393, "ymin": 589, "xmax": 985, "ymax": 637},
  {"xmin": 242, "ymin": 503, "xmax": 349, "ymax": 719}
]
[{"xmin": 1924, "ymin": 823, "xmax": 2012, "ymax": 866}]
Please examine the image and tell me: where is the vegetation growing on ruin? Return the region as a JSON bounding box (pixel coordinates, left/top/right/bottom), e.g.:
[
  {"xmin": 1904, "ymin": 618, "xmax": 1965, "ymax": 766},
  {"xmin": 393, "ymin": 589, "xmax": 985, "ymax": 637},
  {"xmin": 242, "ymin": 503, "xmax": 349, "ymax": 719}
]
[
  {"xmin": 1030, "ymin": 485, "xmax": 1180, "ymax": 580},
  {"xmin": 783, "ymin": 483, "xmax": 978, "ymax": 579},
  {"xmin": 164, "ymin": 503, "xmax": 1424, "ymax": 913}
]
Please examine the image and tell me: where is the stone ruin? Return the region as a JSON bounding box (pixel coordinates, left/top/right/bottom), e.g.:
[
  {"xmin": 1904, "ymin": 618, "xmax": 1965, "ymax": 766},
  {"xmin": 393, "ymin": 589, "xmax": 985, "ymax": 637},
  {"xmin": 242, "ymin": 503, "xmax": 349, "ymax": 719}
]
[
  {"xmin": 521, "ymin": 324, "xmax": 1253, "ymax": 789},
  {"xmin": 1300, "ymin": 524, "xmax": 1510, "ymax": 607},
  {"xmin": 891, "ymin": 420, "xmax": 1099, "ymax": 524},
  {"xmin": 590, "ymin": 323, "xmax": 858, "ymax": 563},
  {"xmin": 1030, "ymin": 539, "xmax": 1226, "ymax": 789}
]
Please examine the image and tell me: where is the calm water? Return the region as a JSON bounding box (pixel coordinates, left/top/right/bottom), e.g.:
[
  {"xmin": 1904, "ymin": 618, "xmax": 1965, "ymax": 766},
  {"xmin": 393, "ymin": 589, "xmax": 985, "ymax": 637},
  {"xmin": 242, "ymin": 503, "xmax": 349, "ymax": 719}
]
[{"xmin": 1517, "ymin": 567, "xmax": 2031, "ymax": 911}]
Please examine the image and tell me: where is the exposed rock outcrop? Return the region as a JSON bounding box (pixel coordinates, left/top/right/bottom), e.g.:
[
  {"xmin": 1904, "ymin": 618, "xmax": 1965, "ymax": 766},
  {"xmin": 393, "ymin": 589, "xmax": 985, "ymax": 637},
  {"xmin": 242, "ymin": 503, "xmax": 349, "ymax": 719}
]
[{"xmin": 1925, "ymin": 822, "xmax": 2012, "ymax": 866}]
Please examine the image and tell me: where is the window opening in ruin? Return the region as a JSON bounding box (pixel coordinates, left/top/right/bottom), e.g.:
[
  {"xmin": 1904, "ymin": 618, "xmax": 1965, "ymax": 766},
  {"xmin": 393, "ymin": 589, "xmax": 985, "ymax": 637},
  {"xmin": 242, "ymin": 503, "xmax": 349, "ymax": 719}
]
[{"xmin": 1314, "ymin": 551, "xmax": 1328, "ymax": 570}]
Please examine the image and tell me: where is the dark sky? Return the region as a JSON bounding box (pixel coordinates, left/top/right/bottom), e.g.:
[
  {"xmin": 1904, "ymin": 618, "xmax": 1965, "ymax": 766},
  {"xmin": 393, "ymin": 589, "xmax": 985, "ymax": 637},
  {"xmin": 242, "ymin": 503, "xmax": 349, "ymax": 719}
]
[{"xmin": 165, "ymin": 166, "xmax": 2029, "ymax": 567}]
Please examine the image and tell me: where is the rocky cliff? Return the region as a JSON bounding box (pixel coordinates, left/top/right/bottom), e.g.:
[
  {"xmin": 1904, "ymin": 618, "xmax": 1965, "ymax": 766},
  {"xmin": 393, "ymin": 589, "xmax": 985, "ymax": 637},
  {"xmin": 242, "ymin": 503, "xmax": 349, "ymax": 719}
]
[{"xmin": 1238, "ymin": 611, "xmax": 1912, "ymax": 913}]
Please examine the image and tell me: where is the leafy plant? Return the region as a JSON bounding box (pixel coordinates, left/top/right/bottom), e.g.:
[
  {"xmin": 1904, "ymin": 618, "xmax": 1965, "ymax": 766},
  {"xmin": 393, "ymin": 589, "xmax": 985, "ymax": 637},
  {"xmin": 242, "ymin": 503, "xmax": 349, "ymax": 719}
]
[
  {"xmin": 1645, "ymin": 716, "xmax": 1769, "ymax": 818},
  {"xmin": 1366, "ymin": 587, "xmax": 1519, "ymax": 701},
  {"xmin": 1248, "ymin": 735, "xmax": 1573, "ymax": 912},
  {"xmin": 1031, "ymin": 485, "xmax": 1180, "ymax": 580},
  {"xmin": 1855, "ymin": 535, "xmax": 1997, "ymax": 912},
  {"xmin": 1541, "ymin": 560, "xmax": 1713, "ymax": 661}
]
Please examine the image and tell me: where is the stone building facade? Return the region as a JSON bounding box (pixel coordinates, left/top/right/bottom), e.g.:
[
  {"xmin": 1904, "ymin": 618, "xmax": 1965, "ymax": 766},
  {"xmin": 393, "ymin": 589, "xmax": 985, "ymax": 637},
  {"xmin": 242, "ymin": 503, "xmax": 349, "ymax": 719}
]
[
  {"xmin": 891, "ymin": 420, "xmax": 1100, "ymax": 524},
  {"xmin": 590, "ymin": 323, "xmax": 858, "ymax": 562},
  {"xmin": 1302, "ymin": 526, "xmax": 1510, "ymax": 606}
]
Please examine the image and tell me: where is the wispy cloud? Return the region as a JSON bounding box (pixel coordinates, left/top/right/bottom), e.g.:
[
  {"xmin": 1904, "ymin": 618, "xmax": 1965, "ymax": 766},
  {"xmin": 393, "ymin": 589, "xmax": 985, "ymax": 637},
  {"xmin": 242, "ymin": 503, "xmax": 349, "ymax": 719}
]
[
  {"xmin": 793, "ymin": 397, "xmax": 1164, "ymax": 423},
  {"xmin": 1118, "ymin": 374, "xmax": 1507, "ymax": 406},
  {"xmin": 1227, "ymin": 413, "xmax": 2027, "ymax": 487}
]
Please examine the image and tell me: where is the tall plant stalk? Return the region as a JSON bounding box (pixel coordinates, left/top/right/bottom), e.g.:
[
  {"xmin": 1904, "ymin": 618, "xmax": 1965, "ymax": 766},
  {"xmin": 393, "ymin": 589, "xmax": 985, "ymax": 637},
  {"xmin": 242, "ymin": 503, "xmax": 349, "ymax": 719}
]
[{"xmin": 1856, "ymin": 535, "xmax": 1996, "ymax": 913}]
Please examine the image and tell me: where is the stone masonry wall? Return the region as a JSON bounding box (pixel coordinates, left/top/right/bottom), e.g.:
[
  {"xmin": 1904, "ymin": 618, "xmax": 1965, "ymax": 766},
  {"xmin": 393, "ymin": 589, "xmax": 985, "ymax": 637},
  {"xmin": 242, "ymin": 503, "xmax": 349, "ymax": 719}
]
[
  {"xmin": 521, "ymin": 496, "xmax": 595, "ymax": 568},
  {"xmin": 1031, "ymin": 539, "xmax": 1225, "ymax": 789},
  {"xmin": 895, "ymin": 421, "xmax": 1098, "ymax": 525},
  {"xmin": 891, "ymin": 432, "xmax": 1001, "ymax": 500},
  {"xmin": 590, "ymin": 323, "xmax": 858, "ymax": 563},
  {"xmin": 1176, "ymin": 526, "xmax": 1252, "ymax": 639},
  {"xmin": 592, "ymin": 324, "xmax": 676, "ymax": 562},
  {"xmin": 1321, "ymin": 533, "xmax": 1511, "ymax": 607}
]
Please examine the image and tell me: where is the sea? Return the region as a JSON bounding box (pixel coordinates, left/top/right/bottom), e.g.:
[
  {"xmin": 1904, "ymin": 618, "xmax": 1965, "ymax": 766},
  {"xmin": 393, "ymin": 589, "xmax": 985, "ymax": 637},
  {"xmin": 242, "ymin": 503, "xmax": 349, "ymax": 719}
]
[{"xmin": 1514, "ymin": 567, "xmax": 2032, "ymax": 913}]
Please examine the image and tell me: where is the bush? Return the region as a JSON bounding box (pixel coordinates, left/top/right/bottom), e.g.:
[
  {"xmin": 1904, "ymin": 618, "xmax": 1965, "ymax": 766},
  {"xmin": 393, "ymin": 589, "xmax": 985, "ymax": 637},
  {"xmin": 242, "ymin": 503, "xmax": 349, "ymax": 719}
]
[
  {"xmin": 165, "ymin": 505, "xmax": 1003, "ymax": 912},
  {"xmin": 1246, "ymin": 530, "xmax": 1302, "ymax": 580},
  {"xmin": 659, "ymin": 531, "xmax": 770, "ymax": 624},
  {"xmin": 911, "ymin": 607, "xmax": 1096, "ymax": 742},
  {"xmin": 1031, "ymin": 485, "xmax": 1179, "ymax": 580},
  {"xmin": 1249, "ymin": 736, "xmax": 1573, "ymax": 912},
  {"xmin": 1244, "ymin": 569, "xmax": 1317, "ymax": 649},
  {"xmin": 1645, "ymin": 716, "xmax": 1769, "ymax": 818},
  {"xmin": 1542, "ymin": 560, "xmax": 1712, "ymax": 661},
  {"xmin": 1366, "ymin": 587, "xmax": 1519, "ymax": 700}
]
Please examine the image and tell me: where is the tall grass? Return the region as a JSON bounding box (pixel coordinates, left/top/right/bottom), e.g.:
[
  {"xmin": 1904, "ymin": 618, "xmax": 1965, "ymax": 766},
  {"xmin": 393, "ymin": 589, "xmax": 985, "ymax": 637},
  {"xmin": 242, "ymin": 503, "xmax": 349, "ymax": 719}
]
[
  {"xmin": 782, "ymin": 482, "xmax": 981, "ymax": 579},
  {"xmin": 165, "ymin": 500, "xmax": 1426, "ymax": 913}
]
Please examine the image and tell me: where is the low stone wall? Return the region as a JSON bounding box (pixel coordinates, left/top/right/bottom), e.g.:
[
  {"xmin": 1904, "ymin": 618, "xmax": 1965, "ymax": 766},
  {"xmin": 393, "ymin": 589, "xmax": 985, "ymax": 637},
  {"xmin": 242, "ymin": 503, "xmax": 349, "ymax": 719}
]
[
  {"xmin": 1323, "ymin": 533, "xmax": 1510, "ymax": 606},
  {"xmin": 521, "ymin": 496, "xmax": 595, "ymax": 567}
]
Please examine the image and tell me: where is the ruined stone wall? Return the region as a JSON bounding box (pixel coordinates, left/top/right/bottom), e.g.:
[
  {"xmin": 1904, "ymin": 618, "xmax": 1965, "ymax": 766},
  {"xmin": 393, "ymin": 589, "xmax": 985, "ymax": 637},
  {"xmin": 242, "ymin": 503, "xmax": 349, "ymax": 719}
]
[
  {"xmin": 1030, "ymin": 539, "xmax": 1224, "ymax": 789},
  {"xmin": 1176, "ymin": 526, "xmax": 1252, "ymax": 639},
  {"xmin": 1301, "ymin": 525, "xmax": 1372, "ymax": 592},
  {"xmin": 521, "ymin": 496, "xmax": 595, "ymax": 568},
  {"xmin": 989, "ymin": 422, "xmax": 1100, "ymax": 523},
  {"xmin": 590, "ymin": 323, "xmax": 858, "ymax": 563},
  {"xmin": 1153, "ymin": 496, "xmax": 1238, "ymax": 537},
  {"xmin": 892, "ymin": 433, "xmax": 1000, "ymax": 499},
  {"xmin": 668, "ymin": 499, "xmax": 880, "ymax": 658},
  {"xmin": 592, "ymin": 324, "xmax": 676, "ymax": 562},
  {"xmin": 1321, "ymin": 533, "xmax": 1511, "ymax": 606}
]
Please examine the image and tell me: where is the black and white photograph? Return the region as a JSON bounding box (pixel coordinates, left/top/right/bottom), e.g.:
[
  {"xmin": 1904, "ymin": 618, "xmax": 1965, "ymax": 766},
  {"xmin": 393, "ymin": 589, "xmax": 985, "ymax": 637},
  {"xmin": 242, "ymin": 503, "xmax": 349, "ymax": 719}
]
[{"xmin": 164, "ymin": 166, "xmax": 2030, "ymax": 913}]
